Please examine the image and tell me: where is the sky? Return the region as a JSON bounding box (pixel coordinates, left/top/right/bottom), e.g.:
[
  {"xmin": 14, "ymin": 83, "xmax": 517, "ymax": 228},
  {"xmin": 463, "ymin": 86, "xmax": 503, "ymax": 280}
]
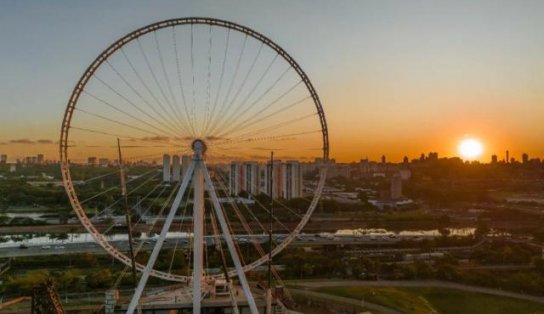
[{"xmin": 1, "ymin": 0, "xmax": 544, "ymax": 163}]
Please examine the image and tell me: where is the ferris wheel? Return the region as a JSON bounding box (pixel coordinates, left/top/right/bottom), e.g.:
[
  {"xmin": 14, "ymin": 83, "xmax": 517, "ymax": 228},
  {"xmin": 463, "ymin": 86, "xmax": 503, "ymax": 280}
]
[{"xmin": 60, "ymin": 17, "xmax": 328, "ymax": 313}]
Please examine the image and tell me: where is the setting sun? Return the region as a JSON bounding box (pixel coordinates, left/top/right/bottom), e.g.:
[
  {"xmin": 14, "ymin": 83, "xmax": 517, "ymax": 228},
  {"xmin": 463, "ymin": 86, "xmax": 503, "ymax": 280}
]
[{"xmin": 458, "ymin": 138, "xmax": 484, "ymax": 160}]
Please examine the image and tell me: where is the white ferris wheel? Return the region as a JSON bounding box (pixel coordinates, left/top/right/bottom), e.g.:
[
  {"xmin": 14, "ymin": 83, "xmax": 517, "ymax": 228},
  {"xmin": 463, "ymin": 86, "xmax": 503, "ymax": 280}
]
[{"xmin": 60, "ymin": 17, "xmax": 328, "ymax": 313}]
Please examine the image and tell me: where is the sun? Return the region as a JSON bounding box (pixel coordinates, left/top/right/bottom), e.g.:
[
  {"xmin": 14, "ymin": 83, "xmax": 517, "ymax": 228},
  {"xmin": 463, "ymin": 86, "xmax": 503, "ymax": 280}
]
[{"xmin": 458, "ymin": 138, "xmax": 483, "ymax": 160}]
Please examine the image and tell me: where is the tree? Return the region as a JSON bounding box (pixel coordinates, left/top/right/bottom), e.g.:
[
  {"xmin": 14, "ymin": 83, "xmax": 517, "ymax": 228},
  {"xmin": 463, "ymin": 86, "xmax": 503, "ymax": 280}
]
[
  {"xmin": 87, "ymin": 269, "xmax": 113, "ymax": 289},
  {"xmin": 56, "ymin": 269, "xmax": 84, "ymax": 292}
]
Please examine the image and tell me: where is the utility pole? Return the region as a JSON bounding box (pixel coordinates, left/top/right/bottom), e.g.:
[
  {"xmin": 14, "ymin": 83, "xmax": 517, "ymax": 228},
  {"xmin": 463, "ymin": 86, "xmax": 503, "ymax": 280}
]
[
  {"xmin": 118, "ymin": 138, "xmax": 137, "ymax": 286},
  {"xmin": 267, "ymin": 151, "xmax": 274, "ymax": 314}
]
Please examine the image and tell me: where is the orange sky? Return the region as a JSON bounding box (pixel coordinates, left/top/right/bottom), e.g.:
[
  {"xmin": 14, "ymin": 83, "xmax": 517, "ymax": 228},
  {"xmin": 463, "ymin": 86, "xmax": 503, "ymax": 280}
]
[{"xmin": 1, "ymin": 1, "xmax": 544, "ymax": 163}]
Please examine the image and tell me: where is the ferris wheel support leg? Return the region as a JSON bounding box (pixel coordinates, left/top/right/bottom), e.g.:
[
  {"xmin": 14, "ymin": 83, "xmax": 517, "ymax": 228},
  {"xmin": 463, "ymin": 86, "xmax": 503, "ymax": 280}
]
[
  {"xmin": 192, "ymin": 160, "xmax": 205, "ymax": 313},
  {"xmin": 202, "ymin": 163, "xmax": 260, "ymax": 314},
  {"xmin": 126, "ymin": 162, "xmax": 196, "ymax": 314}
]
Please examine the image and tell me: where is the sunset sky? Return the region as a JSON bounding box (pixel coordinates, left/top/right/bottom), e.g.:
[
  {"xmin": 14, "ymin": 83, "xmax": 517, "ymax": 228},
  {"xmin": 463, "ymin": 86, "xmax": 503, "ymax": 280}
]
[{"xmin": 1, "ymin": 0, "xmax": 544, "ymax": 163}]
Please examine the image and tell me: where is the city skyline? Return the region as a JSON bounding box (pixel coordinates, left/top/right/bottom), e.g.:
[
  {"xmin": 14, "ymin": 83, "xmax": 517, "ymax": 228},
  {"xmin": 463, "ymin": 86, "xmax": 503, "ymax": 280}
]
[{"xmin": 2, "ymin": 1, "xmax": 544, "ymax": 162}]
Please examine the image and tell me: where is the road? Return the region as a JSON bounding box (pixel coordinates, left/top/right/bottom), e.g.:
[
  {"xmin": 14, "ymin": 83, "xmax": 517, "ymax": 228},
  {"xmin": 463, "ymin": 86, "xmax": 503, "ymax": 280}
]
[
  {"xmin": 288, "ymin": 279, "xmax": 544, "ymax": 305},
  {"xmin": 289, "ymin": 288, "xmax": 402, "ymax": 314}
]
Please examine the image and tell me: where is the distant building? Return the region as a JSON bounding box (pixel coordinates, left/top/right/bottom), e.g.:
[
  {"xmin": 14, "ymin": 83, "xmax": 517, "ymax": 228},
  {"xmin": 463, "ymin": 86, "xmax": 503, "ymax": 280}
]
[
  {"xmin": 391, "ymin": 174, "xmax": 402, "ymax": 199},
  {"xmin": 263, "ymin": 160, "xmax": 282, "ymax": 199},
  {"xmin": 88, "ymin": 157, "xmax": 97, "ymax": 166},
  {"xmin": 491, "ymin": 155, "xmax": 498, "ymax": 163},
  {"xmin": 99, "ymin": 158, "xmax": 109, "ymax": 167},
  {"xmin": 282, "ymin": 161, "xmax": 302, "ymax": 199},
  {"xmin": 181, "ymin": 155, "xmax": 191, "ymax": 179},
  {"xmin": 0, "ymin": 154, "xmax": 6, "ymax": 164},
  {"xmin": 37, "ymin": 154, "xmax": 44, "ymax": 164},
  {"xmin": 522, "ymin": 153, "xmax": 529, "ymax": 164},
  {"xmin": 243, "ymin": 162, "xmax": 260, "ymax": 195},
  {"xmin": 399, "ymin": 169, "xmax": 411, "ymax": 180},
  {"xmin": 172, "ymin": 155, "xmax": 180, "ymax": 182},
  {"xmin": 162, "ymin": 154, "xmax": 171, "ymax": 182},
  {"xmin": 229, "ymin": 162, "xmax": 243, "ymax": 196}
]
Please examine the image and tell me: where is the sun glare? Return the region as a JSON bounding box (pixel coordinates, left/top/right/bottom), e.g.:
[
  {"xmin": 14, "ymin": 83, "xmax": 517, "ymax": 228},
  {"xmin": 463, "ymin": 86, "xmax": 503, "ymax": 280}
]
[{"xmin": 458, "ymin": 138, "xmax": 483, "ymax": 160}]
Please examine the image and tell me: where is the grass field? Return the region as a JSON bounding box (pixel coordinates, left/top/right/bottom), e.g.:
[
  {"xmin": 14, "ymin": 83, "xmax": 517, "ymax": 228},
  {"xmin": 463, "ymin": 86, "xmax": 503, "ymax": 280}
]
[{"xmin": 317, "ymin": 286, "xmax": 544, "ymax": 314}]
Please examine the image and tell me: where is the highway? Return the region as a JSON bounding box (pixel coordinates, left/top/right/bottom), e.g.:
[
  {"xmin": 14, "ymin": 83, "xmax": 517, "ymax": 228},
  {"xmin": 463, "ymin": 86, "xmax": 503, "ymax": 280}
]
[{"xmin": 0, "ymin": 234, "xmax": 406, "ymax": 258}]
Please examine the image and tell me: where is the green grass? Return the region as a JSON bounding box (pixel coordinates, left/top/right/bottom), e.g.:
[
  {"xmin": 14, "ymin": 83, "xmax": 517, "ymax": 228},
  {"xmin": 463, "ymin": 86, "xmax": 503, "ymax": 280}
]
[{"xmin": 317, "ymin": 286, "xmax": 544, "ymax": 314}]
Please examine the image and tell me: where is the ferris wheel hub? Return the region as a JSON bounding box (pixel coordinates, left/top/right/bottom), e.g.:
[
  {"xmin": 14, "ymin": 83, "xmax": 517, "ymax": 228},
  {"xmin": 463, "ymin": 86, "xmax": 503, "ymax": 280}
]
[{"xmin": 191, "ymin": 139, "xmax": 207, "ymax": 155}]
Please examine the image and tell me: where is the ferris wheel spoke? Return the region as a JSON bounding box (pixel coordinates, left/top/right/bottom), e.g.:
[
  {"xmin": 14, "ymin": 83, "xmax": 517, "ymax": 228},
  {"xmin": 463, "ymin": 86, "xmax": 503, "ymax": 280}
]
[
  {"xmin": 215, "ymin": 42, "xmax": 264, "ymax": 134},
  {"xmin": 189, "ymin": 25, "xmax": 198, "ymax": 136},
  {"xmin": 135, "ymin": 38, "xmax": 188, "ymax": 135},
  {"xmin": 207, "ymin": 35, "xmax": 248, "ymax": 135},
  {"xmin": 213, "ymin": 129, "xmax": 322, "ymax": 152},
  {"xmin": 153, "ymin": 31, "xmax": 187, "ymax": 128},
  {"xmin": 83, "ymin": 170, "xmax": 119, "ymax": 184},
  {"xmin": 209, "ymin": 65, "xmax": 291, "ymax": 136},
  {"xmin": 103, "ymin": 59, "xmax": 190, "ymax": 137},
  {"xmin": 118, "ymin": 48, "xmax": 190, "ymax": 138},
  {"xmin": 123, "ymin": 150, "xmax": 190, "ymax": 164},
  {"xmin": 81, "ymin": 90, "xmax": 180, "ymax": 139},
  {"xmin": 217, "ymin": 81, "xmax": 311, "ymax": 137},
  {"xmin": 111, "ymin": 184, "xmax": 171, "ymax": 288},
  {"xmin": 168, "ymin": 184, "xmax": 193, "ymax": 275},
  {"xmin": 90, "ymin": 74, "xmax": 185, "ymax": 137},
  {"xmin": 220, "ymin": 112, "xmax": 317, "ymax": 143},
  {"xmin": 204, "ymin": 25, "xmax": 213, "ymax": 138},
  {"xmin": 216, "ymin": 52, "xmax": 279, "ymax": 134},
  {"xmin": 213, "ymin": 171, "xmax": 292, "ymax": 233},
  {"xmin": 79, "ymin": 168, "xmax": 160, "ymax": 205},
  {"xmin": 204, "ymin": 28, "xmax": 230, "ymax": 135},
  {"xmin": 171, "ymin": 27, "xmax": 196, "ymax": 137},
  {"xmin": 220, "ymin": 96, "xmax": 312, "ymax": 139},
  {"xmin": 70, "ymin": 126, "xmax": 153, "ymax": 142},
  {"xmin": 74, "ymin": 107, "xmax": 173, "ymax": 139}
]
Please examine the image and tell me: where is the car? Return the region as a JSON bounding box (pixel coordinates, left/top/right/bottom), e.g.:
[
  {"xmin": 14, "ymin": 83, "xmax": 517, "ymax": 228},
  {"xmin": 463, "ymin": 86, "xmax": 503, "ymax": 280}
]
[
  {"xmin": 19, "ymin": 244, "xmax": 29, "ymax": 249},
  {"xmin": 54, "ymin": 245, "xmax": 65, "ymax": 249},
  {"xmin": 41, "ymin": 245, "xmax": 51, "ymax": 249}
]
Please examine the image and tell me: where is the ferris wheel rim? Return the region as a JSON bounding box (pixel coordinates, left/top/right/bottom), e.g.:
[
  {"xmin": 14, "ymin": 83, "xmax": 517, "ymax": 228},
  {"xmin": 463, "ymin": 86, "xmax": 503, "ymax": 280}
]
[{"xmin": 59, "ymin": 17, "xmax": 329, "ymax": 282}]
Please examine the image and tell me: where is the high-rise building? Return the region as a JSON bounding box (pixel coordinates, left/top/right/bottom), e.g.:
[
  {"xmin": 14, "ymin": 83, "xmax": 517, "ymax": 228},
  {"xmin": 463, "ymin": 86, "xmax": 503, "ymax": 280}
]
[
  {"xmin": 282, "ymin": 161, "xmax": 302, "ymax": 199},
  {"xmin": 181, "ymin": 155, "xmax": 191, "ymax": 179},
  {"xmin": 88, "ymin": 157, "xmax": 97, "ymax": 166},
  {"xmin": 229, "ymin": 162, "xmax": 243, "ymax": 196},
  {"xmin": 522, "ymin": 153, "xmax": 529, "ymax": 164},
  {"xmin": 172, "ymin": 155, "xmax": 181, "ymax": 182},
  {"xmin": 243, "ymin": 162, "xmax": 260, "ymax": 195},
  {"xmin": 263, "ymin": 160, "xmax": 282, "ymax": 199},
  {"xmin": 491, "ymin": 155, "xmax": 498, "ymax": 164},
  {"xmin": 391, "ymin": 174, "xmax": 403, "ymax": 200},
  {"xmin": 162, "ymin": 154, "xmax": 171, "ymax": 182},
  {"xmin": 99, "ymin": 158, "xmax": 109, "ymax": 167},
  {"xmin": 0, "ymin": 154, "xmax": 7, "ymax": 164},
  {"xmin": 37, "ymin": 154, "xmax": 44, "ymax": 164}
]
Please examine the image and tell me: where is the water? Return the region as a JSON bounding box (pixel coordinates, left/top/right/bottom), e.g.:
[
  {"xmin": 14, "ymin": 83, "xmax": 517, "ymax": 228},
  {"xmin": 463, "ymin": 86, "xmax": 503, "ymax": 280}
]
[
  {"xmin": 0, "ymin": 231, "xmax": 192, "ymax": 248},
  {"xmin": 334, "ymin": 227, "xmax": 476, "ymax": 237}
]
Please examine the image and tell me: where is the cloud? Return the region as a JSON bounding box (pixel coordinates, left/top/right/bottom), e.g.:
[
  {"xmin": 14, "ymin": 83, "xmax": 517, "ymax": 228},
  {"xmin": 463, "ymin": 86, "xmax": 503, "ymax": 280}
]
[
  {"xmin": 0, "ymin": 142, "xmax": 6, "ymax": 145},
  {"xmin": 37, "ymin": 139, "xmax": 54, "ymax": 144},
  {"xmin": 131, "ymin": 136, "xmax": 170, "ymax": 143},
  {"xmin": 10, "ymin": 139, "xmax": 35, "ymax": 144},
  {"xmin": 205, "ymin": 136, "xmax": 224, "ymax": 141},
  {"xmin": 180, "ymin": 136, "xmax": 195, "ymax": 141},
  {"xmin": 250, "ymin": 147, "xmax": 285, "ymax": 151}
]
